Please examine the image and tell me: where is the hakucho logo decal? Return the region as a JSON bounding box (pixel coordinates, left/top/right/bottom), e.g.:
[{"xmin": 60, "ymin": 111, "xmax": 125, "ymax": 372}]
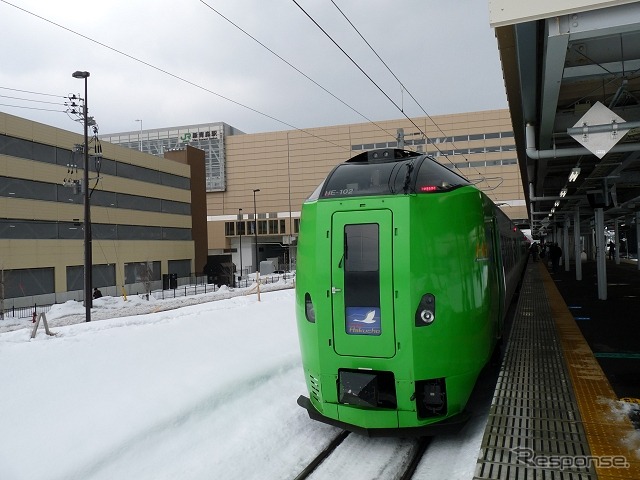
[{"xmin": 346, "ymin": 307, "xmax": 381, "ymax": 336}]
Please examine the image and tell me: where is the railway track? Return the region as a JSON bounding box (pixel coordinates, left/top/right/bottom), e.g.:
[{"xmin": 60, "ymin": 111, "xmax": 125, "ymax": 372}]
[{"xmin": 293, "ymin": 431, "xmax": 432, "ymax": 480}]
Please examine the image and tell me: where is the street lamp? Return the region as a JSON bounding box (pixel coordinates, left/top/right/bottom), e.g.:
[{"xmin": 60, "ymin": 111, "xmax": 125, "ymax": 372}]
[
  {"xmin": 135, "ymin": 119, "xmax": 143, "ymax": 151},
  {"xmin": 238, "ymin": 208, "xmax": 243, "ymax": 281},
  {"xmin": 253, "ymin": 189, "xmax": 260, "ymax": 273},
  {"xmin": 72, "ymin": 70, "xmax": 92, "ymax": 322}
]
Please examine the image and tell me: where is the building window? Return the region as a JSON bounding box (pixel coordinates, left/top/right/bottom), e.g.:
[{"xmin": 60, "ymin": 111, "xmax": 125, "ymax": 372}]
[
  {"xmin": 118, "ymin": 225, "xmax": 162, "ymax": 240},
  {"xmin": 66, "ymin": 264, "xmax": 116, "ymax": 291},
  {"xmin": 225, "ymin": 222, "xmax": 235, "ymax": 236},
  {"xmin": 0, "ymin": 176, "xmax": 57, "ymax": 201},
  {"xmin": 124, "ymin": 261, "xmax": 161, "ymax": 285},
  {"xmin": 163, "ymin": 227, "xmax": 192, "ymax": 241},
  {"xmin": 268, "ymin": 219, "xmax": 278, "ymax": 234},
  {"xmin": 258, "ymin": 220, "xmax": 267, "ymax": 235},
  {"xmin": 168, "ymin": 259, "xmax": 191, "ymax": 277},
  {"xmin": 3, "ymin": 267, "xmax": 55, "ymax": 298}
]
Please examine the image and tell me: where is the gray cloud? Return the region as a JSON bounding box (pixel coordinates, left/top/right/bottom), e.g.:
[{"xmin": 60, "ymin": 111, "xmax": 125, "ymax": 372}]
[{"xmin": 0, "ymin": 0, "xmax": 507, "ymax": 136}]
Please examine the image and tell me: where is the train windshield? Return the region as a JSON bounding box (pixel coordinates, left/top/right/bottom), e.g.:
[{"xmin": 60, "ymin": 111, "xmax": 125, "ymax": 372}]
[
  {"xmin": 319, "ymin": 155, "xmax": 471, "ymax": 199},
  {"xmin": 414, "ymin": 156, "xmax": 471, "ymax": 193}
]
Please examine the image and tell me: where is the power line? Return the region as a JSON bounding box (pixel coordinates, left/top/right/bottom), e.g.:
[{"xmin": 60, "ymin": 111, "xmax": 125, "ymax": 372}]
[
  {"xmin": 291, "ymin": 1, "xmax": 409, "ymax": 120},
  {"xmin": 325, "ymin": 0, "xmax": 497, "ymax": 188},
  {"xmin": 291, "ymin": 0, "xmax": 462, "ymax": 170},
  {"xmin": 0, "ymin": 102, "xmax": 66, "ymax": 113},
  {"xmin": 0, "ymin": 0, "xmax": 348, "ymax": 151},
  {"xmin": 0, "ymin": 93, "xmax": 67, "ymax": 106},
  {"xmin": 0, "ymin": 86, "xmax": 65, "ymax": 99},
  {"xmin": 197, "ymin": 0, "xmax": 396, "ymax": 142}
]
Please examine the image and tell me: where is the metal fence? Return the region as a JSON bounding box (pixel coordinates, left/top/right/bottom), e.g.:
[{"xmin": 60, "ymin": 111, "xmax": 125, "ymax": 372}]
[
  {"xmin": 1, "ymin": 272, "xmax": 295, "ymax": 320},
  {"xmin": 1, "ymin": 303, "xmax": 53, "ymax": 320}
]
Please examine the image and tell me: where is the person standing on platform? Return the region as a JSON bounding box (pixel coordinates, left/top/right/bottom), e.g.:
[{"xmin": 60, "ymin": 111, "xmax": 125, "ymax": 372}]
[
  {"xmin": 549, "ymin": 243, "xmax": 562, "ymax": 273},
  {"xmin": 529, "ymin": 242, "xmax": 539, "ymax": 262}
]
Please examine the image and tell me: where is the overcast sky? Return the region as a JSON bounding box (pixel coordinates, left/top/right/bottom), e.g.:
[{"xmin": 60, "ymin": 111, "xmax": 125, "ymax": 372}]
[{"xmin": 0, "ymin": 0, "xmax": 507, "ymax": 136}]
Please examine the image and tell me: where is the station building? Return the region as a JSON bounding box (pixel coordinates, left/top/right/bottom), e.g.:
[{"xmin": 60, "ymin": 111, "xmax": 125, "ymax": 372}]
[
  {"xmin": 100, "ymin": 122, "xmax": 244, "ymax": 192},
  {"xmin": 0, "ymin": 107, "xmax": 526, "ymax": 308},
  {"xmin": 106, "ymin": 109, "xmax": 526, "ymax": 276},
  {"xmin": 0, "ymin": 111, "xmax": 207, "ymax": 308}
]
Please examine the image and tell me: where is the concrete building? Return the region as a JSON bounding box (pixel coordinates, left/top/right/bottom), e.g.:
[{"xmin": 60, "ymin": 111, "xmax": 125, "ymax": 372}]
[
  {"xmin": 106, "ymin": 109, "xmax": 527, "ymax": 276},
  {"xmin": 0, "ymin": 111, "xmax": 206, "ymax": 309},
  {"xmin": 219, "ymin": 109, "xmax": 526, "ymax": 275},
  {"xmin": 101, "ymin": 122, "xmax": 244, "ymax": 192}
]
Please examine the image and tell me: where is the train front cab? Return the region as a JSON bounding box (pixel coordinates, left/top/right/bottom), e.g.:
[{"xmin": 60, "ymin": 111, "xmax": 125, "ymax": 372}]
[{"xmin": 296, "ymin": 149, "xmax": 506, "ymax": 436}]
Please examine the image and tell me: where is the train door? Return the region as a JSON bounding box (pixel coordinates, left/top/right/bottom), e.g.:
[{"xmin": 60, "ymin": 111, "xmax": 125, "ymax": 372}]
[{"xmin": 330, "ymin": 210, "xmax": 396, "ymax": 358}]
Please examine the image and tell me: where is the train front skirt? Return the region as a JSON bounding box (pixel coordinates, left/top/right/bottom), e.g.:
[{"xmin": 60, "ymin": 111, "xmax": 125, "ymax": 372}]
[{"xmin": 296, "ymin": 395, "xmax": 470, "ymax": 437}]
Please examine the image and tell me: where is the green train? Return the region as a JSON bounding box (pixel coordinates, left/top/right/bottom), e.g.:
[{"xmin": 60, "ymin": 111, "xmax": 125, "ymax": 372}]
[{"xmin": 296, "ymin": 148, "xmax": 528, "ymax": 436}]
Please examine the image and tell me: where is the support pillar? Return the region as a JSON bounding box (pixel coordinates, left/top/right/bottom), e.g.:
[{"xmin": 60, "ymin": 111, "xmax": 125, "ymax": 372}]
[
  {"xmin": 595, "ymin": 208, "xmax": 607, "ymax": 300},
  {"xmin": 637, "ymin": 212, "xmax": 640, "ymax": 271},
  {"xmin": 614, "ymin": 219, "xmax": 620, "ymax": 265},
  {"xmin": 563, "ymin": 217, "xmax": 570, "ymax": 272},
  {"xmin": 574, "ymin": 209, "xmax": 582, "ymax": 281}
]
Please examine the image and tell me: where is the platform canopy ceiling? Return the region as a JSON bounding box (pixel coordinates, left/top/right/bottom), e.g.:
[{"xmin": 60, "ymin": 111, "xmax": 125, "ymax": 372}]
[{"xmin": 491, "ymin": 0, "xmax": 640, "ymax": 237}]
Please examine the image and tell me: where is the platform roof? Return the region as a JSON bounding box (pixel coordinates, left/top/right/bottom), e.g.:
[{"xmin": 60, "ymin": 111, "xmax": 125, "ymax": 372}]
[{"xmin": 492, "ymin": 0, "xmax": 640, "ymax": 237}]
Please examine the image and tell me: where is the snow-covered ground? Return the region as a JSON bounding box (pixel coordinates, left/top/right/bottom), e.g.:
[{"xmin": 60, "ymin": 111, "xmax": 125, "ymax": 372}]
[
  {"xmin": 3, "ymin": 281, "xmax": 635, "ymax": 479},
  {"xmin": 0, "ymin": 279, "xmax": 490, "ymax": 479}
]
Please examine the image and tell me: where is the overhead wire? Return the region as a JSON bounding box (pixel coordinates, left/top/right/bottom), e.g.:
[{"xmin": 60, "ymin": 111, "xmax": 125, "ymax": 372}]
[
  {"xmin": 0, "ymin": 86, "xmax": 67, "ymax": 99},
  {"xmin": 0, "ymin": 86, "xmax": 72, "ymax": 114},
  {"xmin": 322, "ymin": 0, "xmax": 500, "ymax": 189},
  {"xmin": 0, "ymin": 0, "xmax": 348, "ymax": 151},
  {"xmin": 1, "ymin": 0, "xmax": 507, "ymax": 191},
  {"xmin": 0, "ymin": 102, "xmax": 66, "ymax": 113},
  {"xmin": 197, "ymin": 0, "xmax": 397, "ymax": 142},
  {"xmin": 0, "ymin": 93, "xmax": 67, "ymax": 106},
  {"xmin": 290, "ymin": 1, "xmax": 418, "ymax": 129}
]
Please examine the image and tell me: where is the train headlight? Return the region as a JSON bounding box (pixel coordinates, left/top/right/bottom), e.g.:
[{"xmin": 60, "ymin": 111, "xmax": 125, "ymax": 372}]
[
  {"xmin": 419, "ymin": 309, "xmax": 435, "ymax": 325},
  {"xmin": 415, "ymin": 293, "xmax": 436, "ymax": 327},
  {"xmin": 304, "ymin": 293, "xmax": 316, "ymax": 323}
]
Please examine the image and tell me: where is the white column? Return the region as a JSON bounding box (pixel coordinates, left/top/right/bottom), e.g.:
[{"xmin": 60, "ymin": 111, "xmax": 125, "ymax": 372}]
[
  {"xmin": 614, "ymin": 219, "xmax": 620, "ymax": 264},
  {"xmin": 595, "ymin": 208, "xmax": 607, "ymax": 300},
  {"xmin": 574, "ymin": 209, "xmax": 582, "ymax": 281}
]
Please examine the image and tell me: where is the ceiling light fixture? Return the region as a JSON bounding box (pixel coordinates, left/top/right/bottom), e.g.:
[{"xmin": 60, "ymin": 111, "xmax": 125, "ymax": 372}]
[{"xmin": 569, "ymin": 167, "xmax": 581, "ymax": 182}]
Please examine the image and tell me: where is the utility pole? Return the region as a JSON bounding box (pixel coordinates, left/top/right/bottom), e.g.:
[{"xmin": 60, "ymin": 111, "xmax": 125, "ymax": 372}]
[
  {"xmin": 238, "ymin": 208, "xmax": 243, "ymax": 281},
  {"xmin": 72, "ymin": 70, "xmax": 93, "ymax": 321},
  {"xmin": 253, "ymin": 189, "xmax": 260, "ymax": 273},
  {"xmin": 0, "ymin": 266, "xmax": 5, "ymax": 321}
]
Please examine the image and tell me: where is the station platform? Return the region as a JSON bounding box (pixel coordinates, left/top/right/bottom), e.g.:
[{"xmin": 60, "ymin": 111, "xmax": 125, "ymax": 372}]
[{"xmin": 474, "ymin": 260, "xmax": 640, "ymax": 480}]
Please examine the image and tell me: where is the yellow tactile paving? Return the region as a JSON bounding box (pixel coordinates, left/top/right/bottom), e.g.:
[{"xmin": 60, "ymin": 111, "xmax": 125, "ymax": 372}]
[{"xmin": 540, "ymin": 263, "xmax": 640, "ymax": 479}]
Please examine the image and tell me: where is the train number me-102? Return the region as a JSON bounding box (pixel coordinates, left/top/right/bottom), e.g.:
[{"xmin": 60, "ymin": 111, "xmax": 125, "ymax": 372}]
[{"xmin": 324, "ymin": 188, "xmax": 355, "ymax": 196}]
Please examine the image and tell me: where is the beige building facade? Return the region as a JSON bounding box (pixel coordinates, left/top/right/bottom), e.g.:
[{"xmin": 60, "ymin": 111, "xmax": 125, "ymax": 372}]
[
  {"xmin": 0, "ymin": 111, "xmax": 205, "ymax": 309},
  {"xmin": 208, "ymin": 109, "xmax": 527, "ymax": 274}
]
